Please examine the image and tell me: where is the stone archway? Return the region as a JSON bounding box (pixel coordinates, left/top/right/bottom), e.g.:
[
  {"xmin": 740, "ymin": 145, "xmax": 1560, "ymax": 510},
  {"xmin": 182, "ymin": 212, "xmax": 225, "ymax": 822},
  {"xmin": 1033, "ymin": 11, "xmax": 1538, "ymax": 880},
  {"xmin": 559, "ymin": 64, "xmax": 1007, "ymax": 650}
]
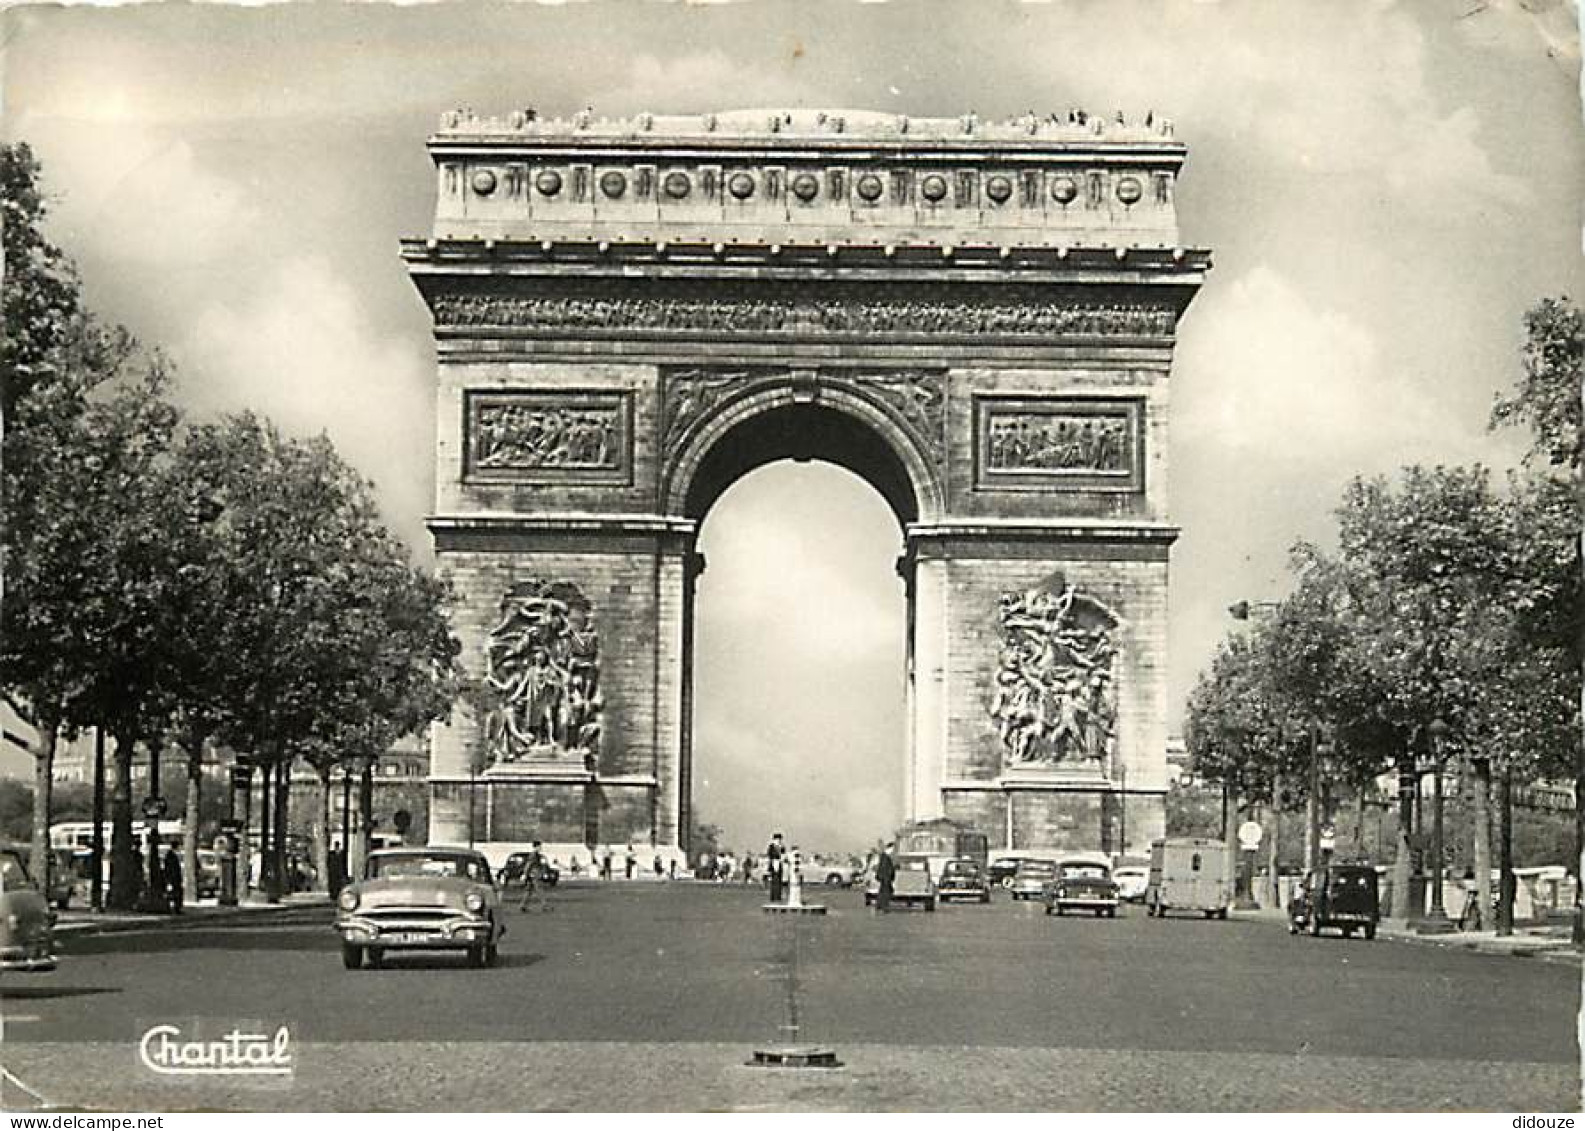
[{"xmin": 406, "ymin": 108, "xmax": 1210, "ymax": 868}]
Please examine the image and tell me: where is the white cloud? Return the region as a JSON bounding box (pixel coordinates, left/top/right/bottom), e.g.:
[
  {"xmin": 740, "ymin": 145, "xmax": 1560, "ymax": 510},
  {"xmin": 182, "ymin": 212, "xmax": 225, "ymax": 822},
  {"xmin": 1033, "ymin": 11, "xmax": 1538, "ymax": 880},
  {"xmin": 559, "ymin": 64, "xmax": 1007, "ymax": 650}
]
[{"xmin": 176, "ymin": 256, "xmax": 435, "ymax": 548}]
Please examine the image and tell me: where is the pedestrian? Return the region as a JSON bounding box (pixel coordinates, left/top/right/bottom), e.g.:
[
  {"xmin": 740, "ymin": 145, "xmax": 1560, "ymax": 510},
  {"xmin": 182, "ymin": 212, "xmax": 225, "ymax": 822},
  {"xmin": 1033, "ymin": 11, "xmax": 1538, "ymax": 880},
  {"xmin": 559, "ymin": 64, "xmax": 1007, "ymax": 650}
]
[
  {"xmin": 766, "ymin": 832, "xmax": 786, "ymax": 904},
  {"xmin": 875, "ymin": 842, "xmax": 897, "ymax": 913},
  {"xmin": 668, "ymin": 857, "xmax": 677, "ymax": 880},
  {"xmin": 625, "ymin": 845, "xmax": 636, "ymax": 879},
  {"xmin": 741, "ymin": 854, "xmax": 755, "ymax": 884},
  {"xmin": 653, "ymin": 853, "xmax": 663, "ymax": 878},
  {"xmin": 162, "ymin": 844, "xmax": 184, "ymax": 914},
  {"xmin": 518, "ymin": 840, "xmax": 548, "ymax": 912},
  {"xmin": 601, "ymin": 848, "xmax": 613, "ymax": 881}
]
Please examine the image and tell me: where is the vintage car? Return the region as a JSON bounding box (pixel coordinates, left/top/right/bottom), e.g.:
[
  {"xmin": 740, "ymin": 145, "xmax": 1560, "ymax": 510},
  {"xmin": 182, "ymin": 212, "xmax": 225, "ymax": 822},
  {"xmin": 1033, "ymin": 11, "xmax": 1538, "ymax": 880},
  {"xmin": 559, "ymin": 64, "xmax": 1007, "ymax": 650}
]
[
  {"xmin": 1112, "ymin": 864, "xmax": 1150, "ymax": 903},
  {"xmin": 801, "ymin": 858, "xmax": 860, "ymax": 887},
  {"xmin": 0, "ymin": 847, "xmax": 57, "ymax": 972},
  {"xmin": 864, "ymin": 854, "xmax": 937, "ymax": 910},
  {"xmin": 1043, "ymin": 858, "xmax": 1121, "ymax": 917},
  {"xmin": 1009, "ymin": 858, "xmax": 1058, "ymax": 901},
  {"xmin": 1289, "ymin": 863, "xmax": 1379, "ymax": 939},
  {"xmin": 499, "ymin": 852, "xmax": 560, "ymax": 889},
  {"xmin": 335, "ymin": 847, "xmax": 505, "ymax": 969},
  {"xmin": 936, "ymin": 858, "xmax": 992, "ymax": 904},
  {"xmin": 988, "ymin": 855, "xmax": 1031, "ymax": 889}
]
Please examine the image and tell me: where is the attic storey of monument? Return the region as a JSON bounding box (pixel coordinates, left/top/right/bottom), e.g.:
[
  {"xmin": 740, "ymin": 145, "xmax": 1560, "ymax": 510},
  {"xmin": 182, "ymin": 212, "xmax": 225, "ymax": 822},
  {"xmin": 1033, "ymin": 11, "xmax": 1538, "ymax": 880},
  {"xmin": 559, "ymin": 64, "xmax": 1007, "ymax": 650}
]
[{"xmin": 405, "ymin": 108, "xmax": 1209, "ymax": 865}]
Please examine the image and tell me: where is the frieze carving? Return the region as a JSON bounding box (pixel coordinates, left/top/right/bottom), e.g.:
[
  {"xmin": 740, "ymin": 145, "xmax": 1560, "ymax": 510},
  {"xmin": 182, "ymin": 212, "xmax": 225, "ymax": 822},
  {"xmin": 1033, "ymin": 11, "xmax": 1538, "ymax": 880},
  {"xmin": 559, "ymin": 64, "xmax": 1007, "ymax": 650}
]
[
  {"xmin": 466, "ymin": 392, "xmax": 630, "ymax": 481},
  {"xmin": 431, "ymin": 293, "xmax": 1177, "ymax": 339},
  {"xmin": 986, "ymin": 412, "xmax": 1130, "ymax": 474},
  {"xmin": 483, "ymin": 580, "xmax": 603, "ymax": 767},
  {"xmin": 989, "ymin": 576, "xmax": 1118, "ymax": 769}
]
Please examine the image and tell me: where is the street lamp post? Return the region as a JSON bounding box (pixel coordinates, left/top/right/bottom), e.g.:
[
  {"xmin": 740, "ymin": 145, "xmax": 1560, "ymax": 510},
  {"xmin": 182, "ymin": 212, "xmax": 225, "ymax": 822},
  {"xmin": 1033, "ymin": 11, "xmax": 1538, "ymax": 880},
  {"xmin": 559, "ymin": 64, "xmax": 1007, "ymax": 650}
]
[{"xmin": 1417, "ymin": 718, "xmax": 1455, "ymax": 934}]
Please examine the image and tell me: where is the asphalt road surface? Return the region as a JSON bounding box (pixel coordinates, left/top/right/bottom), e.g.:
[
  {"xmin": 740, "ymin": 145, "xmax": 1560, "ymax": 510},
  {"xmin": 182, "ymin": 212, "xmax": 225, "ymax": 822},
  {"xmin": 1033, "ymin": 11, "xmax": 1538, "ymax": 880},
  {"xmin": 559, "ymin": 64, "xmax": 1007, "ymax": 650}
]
[{"xmin": 2, "ymin": 882, "xmax": 1577, "ymax": 1111}]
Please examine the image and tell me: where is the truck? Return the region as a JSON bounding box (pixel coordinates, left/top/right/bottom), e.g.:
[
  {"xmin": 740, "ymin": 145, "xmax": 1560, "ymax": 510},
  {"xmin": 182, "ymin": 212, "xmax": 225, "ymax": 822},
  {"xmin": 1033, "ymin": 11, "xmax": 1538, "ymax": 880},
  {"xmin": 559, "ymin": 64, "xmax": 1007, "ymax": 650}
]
[{"xmin": 1145, "ymin": 837, "xmax": 1231, "ymax": 920}]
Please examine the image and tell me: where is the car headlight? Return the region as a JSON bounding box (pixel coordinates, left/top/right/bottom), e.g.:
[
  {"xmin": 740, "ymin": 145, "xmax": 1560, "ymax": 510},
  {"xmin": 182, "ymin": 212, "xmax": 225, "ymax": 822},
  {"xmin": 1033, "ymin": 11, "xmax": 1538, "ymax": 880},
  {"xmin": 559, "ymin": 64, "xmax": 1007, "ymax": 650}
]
[
  {"xmin": 1056, "ymin": 887, "xmax": 1067, "ymax": 898},
  {"xmin": 337, "ymin": 889, "xmax": 360, "ymax": 912},
  {"xmin": 465, "ymin": 891, "xmax": 486, "ymax": 913}
]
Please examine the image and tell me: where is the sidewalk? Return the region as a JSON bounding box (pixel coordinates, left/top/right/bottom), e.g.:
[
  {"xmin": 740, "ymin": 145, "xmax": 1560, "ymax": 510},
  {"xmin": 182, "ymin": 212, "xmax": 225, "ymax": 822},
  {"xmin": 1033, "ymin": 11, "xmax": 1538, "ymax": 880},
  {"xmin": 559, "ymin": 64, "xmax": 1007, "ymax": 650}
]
[
  {"xmin": 1231, "ymin": 902, "xmax": 1581, "ymax": 964},
  {"xmin": 54, "ymin": 892, "xmax": 330, "ymax": 937}
]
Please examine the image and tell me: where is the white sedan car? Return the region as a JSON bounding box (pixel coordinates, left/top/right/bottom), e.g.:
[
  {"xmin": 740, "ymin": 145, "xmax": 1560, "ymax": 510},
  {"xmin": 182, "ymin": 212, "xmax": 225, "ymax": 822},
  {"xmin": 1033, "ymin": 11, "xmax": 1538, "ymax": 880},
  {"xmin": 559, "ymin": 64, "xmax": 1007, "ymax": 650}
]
[{"xmin": 1113, "ymin": 864, "xmax": 1149, "ymax": 903}]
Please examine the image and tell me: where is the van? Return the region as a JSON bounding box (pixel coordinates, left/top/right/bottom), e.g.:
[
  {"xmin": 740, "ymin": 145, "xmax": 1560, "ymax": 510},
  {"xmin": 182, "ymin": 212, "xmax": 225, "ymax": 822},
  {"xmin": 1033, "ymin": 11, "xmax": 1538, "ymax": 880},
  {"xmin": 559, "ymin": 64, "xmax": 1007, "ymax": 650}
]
[{"xmin": 1146, "ymin": 837, "xmax": 1230, "ymax": 920}]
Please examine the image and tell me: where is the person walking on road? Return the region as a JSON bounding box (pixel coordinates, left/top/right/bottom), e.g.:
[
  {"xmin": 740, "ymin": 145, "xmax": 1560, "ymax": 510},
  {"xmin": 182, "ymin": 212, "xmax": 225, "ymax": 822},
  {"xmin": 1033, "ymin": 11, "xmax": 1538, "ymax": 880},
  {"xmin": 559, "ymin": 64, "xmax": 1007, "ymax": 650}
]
[
  {"xmin": 875, "ymin": 843, "xmax": 897, "ymax": 914},
  {"xmin": 766, "ymin": 833, "xmax": 786, "ymax": 903},
  {"xmin": 162, "ymin": 845, "xmax": 184, "ymax": 914},
  {"xmin": 601, "ymin": 848, "xmax": 613, "ymax": 881},
  {"xmin": 518, "ymin": 841, "xmax": 549, "ymax": 912},
  {"xmin": 624, "ymin": 845, "xmax": 636, "ymax": 880}
]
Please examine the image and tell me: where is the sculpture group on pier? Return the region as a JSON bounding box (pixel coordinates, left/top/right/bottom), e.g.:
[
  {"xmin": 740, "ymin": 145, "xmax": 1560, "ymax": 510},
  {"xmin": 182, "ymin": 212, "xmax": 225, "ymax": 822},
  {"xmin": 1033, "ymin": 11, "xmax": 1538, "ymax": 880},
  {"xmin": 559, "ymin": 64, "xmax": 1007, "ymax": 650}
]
[{"xmin": 483, "ymin": 580, "xmax": 603, "ymax": 765}]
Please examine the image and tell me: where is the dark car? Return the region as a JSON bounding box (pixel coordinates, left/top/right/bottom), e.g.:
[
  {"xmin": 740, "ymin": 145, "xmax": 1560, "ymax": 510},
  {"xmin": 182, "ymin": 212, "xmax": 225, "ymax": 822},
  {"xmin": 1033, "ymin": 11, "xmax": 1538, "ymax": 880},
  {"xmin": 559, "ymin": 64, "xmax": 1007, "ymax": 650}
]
[
  {"xmin": 936, "ymin": 858, "xmax": 992, "ymax": 904},
  {"xmin": 1289, "ymin": 863, "xmax": 1379, "ymax": 939},
  {"xmin": 988, "ymin": 855, "xmax": 1029, "ymax": 889},
  {"xmin": 500, "ymin": 852, "xmax": 560, "ymax": 888},
  {"xmin": 1043, "ymin": 857, "xmax": 1120, "ymax": 917}
]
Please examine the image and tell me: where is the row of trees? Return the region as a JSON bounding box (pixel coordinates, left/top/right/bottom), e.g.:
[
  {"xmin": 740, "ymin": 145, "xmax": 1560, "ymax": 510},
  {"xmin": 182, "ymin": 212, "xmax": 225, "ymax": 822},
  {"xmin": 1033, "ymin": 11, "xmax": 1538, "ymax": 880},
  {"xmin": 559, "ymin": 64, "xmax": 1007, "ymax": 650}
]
[
  {"xmin": 1186, "ymin": 297, "xmax": 1581, "ymax": 935},
  {"xmin": 1, "ymin": 143, "xmax": 461, "ymax": 908}
]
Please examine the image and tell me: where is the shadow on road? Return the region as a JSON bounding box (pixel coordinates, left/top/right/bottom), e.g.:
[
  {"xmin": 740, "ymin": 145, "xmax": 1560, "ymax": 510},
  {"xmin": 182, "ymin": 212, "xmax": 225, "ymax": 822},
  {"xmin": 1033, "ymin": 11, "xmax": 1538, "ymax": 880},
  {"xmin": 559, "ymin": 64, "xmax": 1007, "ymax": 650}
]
[
  {"xmin": 0, "ymin": 984, "xmax": 121, "ymax": 1001},
  {"xmin": 61, "ymin": 927, "xmax": 338, "ymax": 958}
]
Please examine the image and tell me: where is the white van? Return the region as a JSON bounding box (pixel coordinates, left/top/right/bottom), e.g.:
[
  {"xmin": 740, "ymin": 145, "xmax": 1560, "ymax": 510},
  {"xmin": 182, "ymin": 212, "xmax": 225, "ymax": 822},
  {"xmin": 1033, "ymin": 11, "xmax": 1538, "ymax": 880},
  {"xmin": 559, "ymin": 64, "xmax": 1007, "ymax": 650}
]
[{"xmin": 1146, "ymin": 837, "xmax": 1231, "ymax": 919}]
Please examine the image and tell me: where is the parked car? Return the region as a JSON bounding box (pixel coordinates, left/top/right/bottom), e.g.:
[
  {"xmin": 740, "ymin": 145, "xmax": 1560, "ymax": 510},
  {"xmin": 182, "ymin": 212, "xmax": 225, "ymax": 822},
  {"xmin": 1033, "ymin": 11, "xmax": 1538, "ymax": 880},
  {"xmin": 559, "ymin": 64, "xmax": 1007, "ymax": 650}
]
[
  {"xmin": 1044, "ymin": 858, "xmax": 1120, "ymax": 917},
  {"xmin": 0, "ymin": 847, "xmax": 57, "ymax": 972},
  {"xmin": 864, "ymin": 854, "xmax": 937, "ymax": 910},
  {"xmin": 936, "ymin": 858, "xmax": 992, "ymax": 904},
  {"xmin": 1112, "ymin": 864, "xmax": 1149, "ymax": 903},
  {"xmin": 1146, "ymin": 837, "xmax": 1231, "ymax": 920},
  {"xmin": 335, "ymin": 847, "xmax": 505, "ymax": 970},
  {"xmin": 1289, "ymin": 863, "xmax": 1379, "ymax": 939},
  {"xmin": 1009, "ymin": 858, "xmax": 1058, "ymax": 902}
]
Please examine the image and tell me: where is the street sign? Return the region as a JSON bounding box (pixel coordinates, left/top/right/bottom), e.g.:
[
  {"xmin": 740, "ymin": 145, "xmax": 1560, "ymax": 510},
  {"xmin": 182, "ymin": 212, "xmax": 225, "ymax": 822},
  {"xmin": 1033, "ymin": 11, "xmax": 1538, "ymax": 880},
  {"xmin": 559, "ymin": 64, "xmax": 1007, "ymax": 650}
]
[
  {"xmin": 1320, "ymin": 824, "xmax": 1337, "ymax": 851},
  {"xmin": 1237, "ymin": 820, "xmax": 1263, "ymax": 850},
  {"xmin": 141, "ymin": 795, "xmax": 168, "ymax": 820}
]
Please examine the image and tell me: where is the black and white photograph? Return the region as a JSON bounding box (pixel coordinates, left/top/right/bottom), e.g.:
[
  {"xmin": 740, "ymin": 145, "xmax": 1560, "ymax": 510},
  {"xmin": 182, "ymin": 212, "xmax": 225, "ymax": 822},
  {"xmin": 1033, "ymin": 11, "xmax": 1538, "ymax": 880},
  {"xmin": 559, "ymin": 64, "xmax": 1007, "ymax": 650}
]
[{"xmin": 0, "ymin": 0, "xmax": 1580, "ymax": 1116}]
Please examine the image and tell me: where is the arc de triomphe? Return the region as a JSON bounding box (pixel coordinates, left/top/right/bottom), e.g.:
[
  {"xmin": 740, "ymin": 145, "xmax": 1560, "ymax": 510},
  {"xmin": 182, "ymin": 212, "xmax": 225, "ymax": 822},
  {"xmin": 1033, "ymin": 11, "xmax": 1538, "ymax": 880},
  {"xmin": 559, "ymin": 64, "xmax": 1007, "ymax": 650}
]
[{"xmin": 403, "ymin": 108, "xmax": 1209, "ymax": 865}]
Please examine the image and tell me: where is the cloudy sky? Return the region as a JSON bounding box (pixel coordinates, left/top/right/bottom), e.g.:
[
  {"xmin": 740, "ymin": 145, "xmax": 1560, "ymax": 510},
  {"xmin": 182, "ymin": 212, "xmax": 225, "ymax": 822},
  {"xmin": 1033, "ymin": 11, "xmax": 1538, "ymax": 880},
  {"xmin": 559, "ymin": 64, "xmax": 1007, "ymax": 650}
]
[{"xmin": 4, "ymin": 0, "xmax": 1581, "ymax": 853}]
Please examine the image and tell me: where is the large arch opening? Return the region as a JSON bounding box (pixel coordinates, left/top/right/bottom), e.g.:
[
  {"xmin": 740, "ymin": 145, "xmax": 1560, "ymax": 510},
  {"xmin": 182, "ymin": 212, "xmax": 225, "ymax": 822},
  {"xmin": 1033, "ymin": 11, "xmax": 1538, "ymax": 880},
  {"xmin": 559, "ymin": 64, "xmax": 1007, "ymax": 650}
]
[{"xmin": 679, "ymin": 400, "xmax": 923, "ymax": 865}]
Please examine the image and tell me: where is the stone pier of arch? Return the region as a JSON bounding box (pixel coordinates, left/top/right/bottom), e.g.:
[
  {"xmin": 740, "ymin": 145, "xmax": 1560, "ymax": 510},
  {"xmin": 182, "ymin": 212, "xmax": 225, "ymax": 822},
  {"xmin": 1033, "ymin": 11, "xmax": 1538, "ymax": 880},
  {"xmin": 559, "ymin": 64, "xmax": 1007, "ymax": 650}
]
[{"xmin": 404, "ymin": 108, "xmax": 1210, "ymax": 867}]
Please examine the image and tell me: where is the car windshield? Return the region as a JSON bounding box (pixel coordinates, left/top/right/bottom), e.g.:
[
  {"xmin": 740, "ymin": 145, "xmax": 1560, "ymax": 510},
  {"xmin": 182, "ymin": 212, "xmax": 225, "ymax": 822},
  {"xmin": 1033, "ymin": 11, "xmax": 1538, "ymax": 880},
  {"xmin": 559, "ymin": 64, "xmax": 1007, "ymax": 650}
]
[
  {"xmin": 1330, "ymin": 870, "xmax": 1375, "ymax": 889},
  {"xmin": 369, "ymin": 852, "xmax": 491, "ymax": 882},
  {"xmin": 942, "ymin": 863, "xmax": 979, "ymax": 878},
  {"xmin": 1061, "ymin": 864, "xmax": 1109, "ymax": 879},
  {"xmin": 1018, "ymin": 862, "xmax": 1055, "ymax": 876},
  {"xmin": 0, "ymin": 851, "xmax": 32, "ymax": 889},
  {"xmin": 898, "ymin": 858, "xmax": 929, "ymax": 871}
]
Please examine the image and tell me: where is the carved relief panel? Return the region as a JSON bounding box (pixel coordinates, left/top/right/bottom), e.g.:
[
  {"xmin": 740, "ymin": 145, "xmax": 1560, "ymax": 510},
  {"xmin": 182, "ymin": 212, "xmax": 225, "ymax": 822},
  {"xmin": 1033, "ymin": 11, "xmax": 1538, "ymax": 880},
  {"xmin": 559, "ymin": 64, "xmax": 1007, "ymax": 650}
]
[
  {"xmin": 464, "ymin": 390, "xmax": 633, "ymax": 484},
  {"xmin": 974, "ymin": 396, "xmax": 1144, "ymax": 492}
]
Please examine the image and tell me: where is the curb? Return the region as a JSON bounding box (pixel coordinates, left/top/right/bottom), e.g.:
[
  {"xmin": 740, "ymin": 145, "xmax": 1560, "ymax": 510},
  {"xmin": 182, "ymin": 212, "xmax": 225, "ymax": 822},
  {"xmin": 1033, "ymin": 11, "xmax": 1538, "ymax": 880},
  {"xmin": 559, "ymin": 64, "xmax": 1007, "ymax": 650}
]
[{"xmin": 55, "ymin": 900, "xmax": 331, "ymax": 938}]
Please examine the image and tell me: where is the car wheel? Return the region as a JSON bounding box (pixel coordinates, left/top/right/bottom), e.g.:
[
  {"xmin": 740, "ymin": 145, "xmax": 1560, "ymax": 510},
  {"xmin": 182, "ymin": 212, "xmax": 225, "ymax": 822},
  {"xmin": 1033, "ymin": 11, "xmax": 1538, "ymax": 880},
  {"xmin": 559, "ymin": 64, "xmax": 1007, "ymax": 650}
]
[
  {"xmin": 826, "ymin": 874, "xmax": 842, "ymax": 886},
  {"xmin": 366, "ymin": 948, "xmax": 384, "ymax": 970},
  {"xmin": 467, "ymin": 944, "xmax": 485, "ymax": 968},
  {"xmin": 1308, "ymin": 916, "xmax": 1321, "ymax": 937},
  {"xmin": 1054, "ymin": 903, "xmax": 1064, "ymax": 917},
  {"xmin": 925, "ymin": 898, "xmax": 936, "ymax": 912},
  {"xmin": 484, "ymin": 943, "xmax": 499, "ymax": 967},
  {"xmin": 341, "ymin": 943, "xmax": 363, "ymax": 970},
  {"xmin": 981, "ymin": 892, "xmax": 991, "ymax": 904},
  {"xmin": 1342, "ymin": 926, "xmax": 1355, "ymax": 939},
  {"xmin": 1001, "ymin": 877, "xmax": 1015, "ymax": 890},
  {"xmin": 1364, "ymin": 923, "xmax": 1377, "ymax": 940},
  {"xmin": 1107, "ymin": 907, "xmax": 1117, "ymax": 918}
]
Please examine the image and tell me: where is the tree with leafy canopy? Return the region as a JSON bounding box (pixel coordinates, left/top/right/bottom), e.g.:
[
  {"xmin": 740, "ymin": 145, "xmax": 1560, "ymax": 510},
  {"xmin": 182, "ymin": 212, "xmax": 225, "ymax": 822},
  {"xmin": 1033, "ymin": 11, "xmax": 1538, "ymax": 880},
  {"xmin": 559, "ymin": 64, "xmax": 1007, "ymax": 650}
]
[{"xmin": 1489, "ymin": 295, "xmax": 1583, "ymax": 940}]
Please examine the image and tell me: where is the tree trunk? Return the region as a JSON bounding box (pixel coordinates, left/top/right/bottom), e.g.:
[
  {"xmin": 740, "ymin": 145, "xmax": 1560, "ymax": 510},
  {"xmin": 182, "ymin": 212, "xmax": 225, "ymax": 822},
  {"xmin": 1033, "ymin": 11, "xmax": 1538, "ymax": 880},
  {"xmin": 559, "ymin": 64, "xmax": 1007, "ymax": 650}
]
[
  {"xmin": 182, "ymin": 728, "xmax": 208, "ymax": 905},
  {"xmin": 31, "ymin": 714, "xmax": 58, "ymax": 904},
  {"xmin": 353, "ymin": 760, "xmax": 374, "ymax": 877},
  {"xmin": 107, "ymin": 729, "xmax": 138, "ymax": 910},
  {"xmin": 1391, "ymin": 760, "xmax": 1416, "ymax": 920},
  {"xmin": 274, "ymin": 757, "xmax": 290, "ymax": 896},
  {"xmin": 1497, "ymin": 763, "xmax": 1515, "ymax": 937},
  {"xmin": 91, "ymin": 728, "xmax": 106, "ymax": 911},
  {"xmin": 315, "ymin": 767, "xmax": 332, "ymax": 893},
  {"xmin": 1470, "ymin": 757, "xmax": 1492, "ymax": 931},
  {"xmin": 259, "ymin": 761, "xmax": 274, "ymax": 902},
  {"xmin": 1267, "ymin": 771, "xmax": 1282, "ymax": 909}
]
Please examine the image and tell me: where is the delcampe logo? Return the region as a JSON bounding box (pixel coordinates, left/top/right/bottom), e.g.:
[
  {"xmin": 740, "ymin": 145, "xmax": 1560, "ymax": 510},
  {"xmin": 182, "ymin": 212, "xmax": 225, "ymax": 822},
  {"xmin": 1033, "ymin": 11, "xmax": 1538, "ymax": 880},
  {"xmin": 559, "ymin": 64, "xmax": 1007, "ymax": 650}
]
[{"xmin": 138, "ymin": 1022, "xmax": 294, "ymax": 1077}]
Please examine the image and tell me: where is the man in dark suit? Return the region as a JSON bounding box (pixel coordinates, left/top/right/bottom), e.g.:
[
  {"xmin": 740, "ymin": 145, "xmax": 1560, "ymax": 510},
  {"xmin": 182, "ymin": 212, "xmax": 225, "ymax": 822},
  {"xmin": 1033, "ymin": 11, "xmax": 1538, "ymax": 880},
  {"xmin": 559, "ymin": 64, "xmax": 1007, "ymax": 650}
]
[
  {"xmin": 875, "ymin": 843, "xmax": 897, "ymax": 913},
  {"xmin": 766, "ymin": 833, "xmax": 786, "ymax": 903}
]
